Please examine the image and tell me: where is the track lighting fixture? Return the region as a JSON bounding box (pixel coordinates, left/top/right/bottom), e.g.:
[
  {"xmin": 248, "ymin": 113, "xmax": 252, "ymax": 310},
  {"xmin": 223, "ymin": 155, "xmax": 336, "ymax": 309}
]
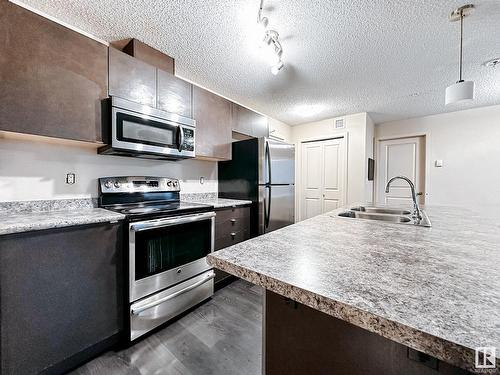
[{"xmin": 257, "ymin": 0, "xmax": 284, "ymax": 75}]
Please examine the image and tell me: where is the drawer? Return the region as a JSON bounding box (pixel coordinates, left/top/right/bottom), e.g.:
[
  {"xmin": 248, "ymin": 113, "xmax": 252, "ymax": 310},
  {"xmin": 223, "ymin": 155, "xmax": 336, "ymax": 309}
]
[
  {"xmin": 215, "ymin": 206, "xmax": 250, "ymax": 223},
  {"xmin": 130, "ymin": 270, "xmax": 214, "ymax": 341},
  {"xmin": 215, "ymin": 230, "xmax": 250, "ymax": 250},
  {"xmin": 216, "ymin": 215, "xmax": 250, "ymax": 239}
]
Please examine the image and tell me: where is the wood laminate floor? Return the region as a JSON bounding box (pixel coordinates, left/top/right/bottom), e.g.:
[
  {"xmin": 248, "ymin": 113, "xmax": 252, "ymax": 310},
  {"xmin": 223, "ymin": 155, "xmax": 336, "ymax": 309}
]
[{"xmin": 71, "ymin": 280, "xmax": 262, "ymax": 375}]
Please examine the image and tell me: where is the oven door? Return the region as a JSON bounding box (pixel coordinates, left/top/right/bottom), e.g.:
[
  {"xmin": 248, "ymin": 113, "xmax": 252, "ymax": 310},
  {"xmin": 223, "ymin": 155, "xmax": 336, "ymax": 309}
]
[
  {"xmin": 111, "ymin": 106, "xmax": 195, "ymax": 158},
  {"xmin": 129, "ymin": 212, "xmax": 215, "ymax": 302}
]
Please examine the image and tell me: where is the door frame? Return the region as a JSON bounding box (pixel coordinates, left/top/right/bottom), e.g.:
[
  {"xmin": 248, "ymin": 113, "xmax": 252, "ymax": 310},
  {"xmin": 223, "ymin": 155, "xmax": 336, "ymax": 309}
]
[
  {"xmin": 297, "ymin": 132, "xmax": 349, "ymax": 221},
  {"xmin": 374, "ymin": 131, "xmax": 431, "ymax": 206}
]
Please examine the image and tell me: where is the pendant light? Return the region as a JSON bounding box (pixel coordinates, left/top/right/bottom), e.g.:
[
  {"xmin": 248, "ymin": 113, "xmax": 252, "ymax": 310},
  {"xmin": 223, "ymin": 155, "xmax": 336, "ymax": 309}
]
[{"xmin": 445, "ymin": 4, "xmax": 474, "ymax": 105}]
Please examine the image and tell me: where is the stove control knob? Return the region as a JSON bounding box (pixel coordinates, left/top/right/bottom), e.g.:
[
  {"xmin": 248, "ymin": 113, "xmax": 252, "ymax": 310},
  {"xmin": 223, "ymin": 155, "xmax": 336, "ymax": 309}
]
[
  {"xmin": 167, "ymin": 180, "xmax": 173, "ymax": 187},
  {"xmin": 173, "ymin": 181, "xmax": 179, "ymax": 187},
  {"xmin": 104, "ymin": 180, "xmax": 113, "ymax": 189},
  {"xmin": 114, "ymin": 181, "xmax": 121, "ymax": 188}
]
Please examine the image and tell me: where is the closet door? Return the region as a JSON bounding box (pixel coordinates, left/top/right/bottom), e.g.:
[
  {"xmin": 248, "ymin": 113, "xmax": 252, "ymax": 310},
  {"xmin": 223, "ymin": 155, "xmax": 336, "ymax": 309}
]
[{"xmin": 301, "ymin": 138, "xmax": 346, "ymax": 220}]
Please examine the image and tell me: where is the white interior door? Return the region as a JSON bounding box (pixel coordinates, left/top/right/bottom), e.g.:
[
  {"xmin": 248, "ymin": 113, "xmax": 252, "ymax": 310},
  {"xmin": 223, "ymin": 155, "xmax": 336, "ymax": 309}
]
[
  {"xmin": 301, "ymin": 138, "xmax": 346, "ymax": 220},
  {"xmin": 376, "ymin": 136, "xmax": 425, "ymax": 206}
]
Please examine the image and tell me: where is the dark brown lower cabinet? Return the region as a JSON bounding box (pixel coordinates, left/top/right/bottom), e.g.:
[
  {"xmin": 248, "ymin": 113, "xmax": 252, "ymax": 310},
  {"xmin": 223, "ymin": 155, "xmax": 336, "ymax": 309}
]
[
  {"xmin": 0, "ymin": 222, "xmax": 124, "ymax": 375},
  {"xmin": 265, "ymin": 290, "xmax": 471, "ymax": 375},
  {"xmin": 214, "ymin": 206, "xmax": 251, "ymax": 289}
]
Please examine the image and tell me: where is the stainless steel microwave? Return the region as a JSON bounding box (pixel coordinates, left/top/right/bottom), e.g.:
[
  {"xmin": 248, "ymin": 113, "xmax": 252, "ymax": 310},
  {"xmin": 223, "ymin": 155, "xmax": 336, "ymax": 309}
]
[{"xmin": 99, "ymin": 96, "xmax": 196, "ymax": 160}]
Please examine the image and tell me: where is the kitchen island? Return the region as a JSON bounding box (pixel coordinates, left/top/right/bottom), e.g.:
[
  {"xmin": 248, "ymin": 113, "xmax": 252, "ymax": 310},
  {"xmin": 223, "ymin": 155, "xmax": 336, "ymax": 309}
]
[{"xmin": 207, "ymin": 205, "xmax": 500, "ymax": 374}]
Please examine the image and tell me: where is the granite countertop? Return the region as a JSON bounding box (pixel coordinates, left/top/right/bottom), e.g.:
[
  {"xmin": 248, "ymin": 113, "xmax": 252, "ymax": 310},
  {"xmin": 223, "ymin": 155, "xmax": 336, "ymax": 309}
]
[
  {"xmin": 0, "ymin": 200, "xmax": 125, "ymax": 236},
  {"xmin": 207, "ymin": 205, "xmax": 500, "ymax": 373},
  {"xmin": 183, "ymin": 197, "xmax": 252, "ymax": 209}
]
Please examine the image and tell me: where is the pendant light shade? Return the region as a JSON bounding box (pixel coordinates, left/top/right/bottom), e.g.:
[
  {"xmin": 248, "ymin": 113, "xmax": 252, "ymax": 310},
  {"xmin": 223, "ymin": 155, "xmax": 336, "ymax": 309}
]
[
  {"xmin": 445, "ymin": 80, "xmax": 474, "ymax": 105},
  {"xmin": 445, "ymin": 4, "xmax": 474, "ymax": 105}
]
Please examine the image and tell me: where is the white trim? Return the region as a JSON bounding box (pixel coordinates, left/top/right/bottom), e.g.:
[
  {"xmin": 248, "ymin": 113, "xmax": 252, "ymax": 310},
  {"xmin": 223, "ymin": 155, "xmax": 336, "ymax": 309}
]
[
  {"xmin": 374, "ymin": 131, "xmax": 431, "ymax": 205},
  {"xmin": 8, "ymin": 0, "xmax": 109, "ymax": 46}
]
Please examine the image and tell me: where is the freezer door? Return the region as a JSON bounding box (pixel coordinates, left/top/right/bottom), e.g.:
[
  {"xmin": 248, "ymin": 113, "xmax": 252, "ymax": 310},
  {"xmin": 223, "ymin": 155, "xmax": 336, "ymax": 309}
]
[
  {"xmin": 259, "ymin": 185, "xmax": 295, "ymax": 234},
  {"xmin": 258, "ymin": 138, "xmax": 295, "ymax": 185}
]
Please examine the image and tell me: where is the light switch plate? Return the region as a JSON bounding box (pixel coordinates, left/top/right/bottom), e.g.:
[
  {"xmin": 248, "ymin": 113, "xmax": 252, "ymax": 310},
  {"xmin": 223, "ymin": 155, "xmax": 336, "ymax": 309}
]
[{"xmin": 434, "ymin": 160, "xmax": 443, "ymax": 168}]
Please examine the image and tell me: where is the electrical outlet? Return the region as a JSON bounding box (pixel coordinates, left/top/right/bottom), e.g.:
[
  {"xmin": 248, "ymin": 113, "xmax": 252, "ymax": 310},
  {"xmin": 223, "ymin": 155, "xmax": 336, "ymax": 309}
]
[
  {"xmin": 66, "ymin": 173, "xmax": 76, "ymax": 185},
  {"xmin": 199, "ymin": 176, "xmax": 205, "ymax": 185}
]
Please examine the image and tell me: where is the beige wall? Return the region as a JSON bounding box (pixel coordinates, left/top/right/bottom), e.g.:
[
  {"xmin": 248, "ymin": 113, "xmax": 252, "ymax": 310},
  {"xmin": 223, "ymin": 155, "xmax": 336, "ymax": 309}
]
[
  {"xmin": 292, "ymin": 112, "xmax": 374, "ymax": 220},
  {"xmin": 268, "ymin": 118, "xmax": 293, "ymax": 143},
  {"xmin": 375, "ymin": 104, "xmax": 500, "ymax": 209},
  {"xmin": 0, "ymin": 137, "xmax": 217, "ymax": 202}
]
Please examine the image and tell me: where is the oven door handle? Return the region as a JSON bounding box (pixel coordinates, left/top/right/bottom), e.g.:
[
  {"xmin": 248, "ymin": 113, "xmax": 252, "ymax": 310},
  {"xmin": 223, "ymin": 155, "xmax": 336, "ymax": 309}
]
[
  {"xmin": 131, "ymin": 271, "xmax": 216, "ymax": 315},
  {"xmin": 130, "ymin": 212, "xmax": 216, "ymax": 232}
]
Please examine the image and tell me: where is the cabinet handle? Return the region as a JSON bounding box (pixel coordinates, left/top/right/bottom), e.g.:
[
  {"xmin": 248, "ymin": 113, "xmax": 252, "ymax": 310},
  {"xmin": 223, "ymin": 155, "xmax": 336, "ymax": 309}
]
[
  {"xmin": 230, "ymin": 232, "xmax": 236, "ymax": 238},
  {"xmin": 230, "ymin": 219, "xmax": 236, "ymax": 225}
]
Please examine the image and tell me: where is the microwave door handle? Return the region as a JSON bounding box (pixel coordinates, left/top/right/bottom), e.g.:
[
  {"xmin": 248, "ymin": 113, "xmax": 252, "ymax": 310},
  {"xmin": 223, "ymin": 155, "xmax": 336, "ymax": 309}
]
[{"xmin": 178, "ymin": 126, "xmax": 185, "ymax": 152}]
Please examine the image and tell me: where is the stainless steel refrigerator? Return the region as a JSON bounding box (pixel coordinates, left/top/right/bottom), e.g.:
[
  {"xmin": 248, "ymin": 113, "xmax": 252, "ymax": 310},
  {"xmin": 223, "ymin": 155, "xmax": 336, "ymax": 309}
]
[{"xmin": 218, "ymin": 137, "xmax": 295, "ymax": 236}]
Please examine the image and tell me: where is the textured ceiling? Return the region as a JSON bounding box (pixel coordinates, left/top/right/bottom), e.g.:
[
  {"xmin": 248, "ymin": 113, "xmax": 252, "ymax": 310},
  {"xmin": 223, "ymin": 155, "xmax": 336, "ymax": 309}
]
[{"xmin": 15, "ymin": 0, "xmax": 500, "ymax": 125}]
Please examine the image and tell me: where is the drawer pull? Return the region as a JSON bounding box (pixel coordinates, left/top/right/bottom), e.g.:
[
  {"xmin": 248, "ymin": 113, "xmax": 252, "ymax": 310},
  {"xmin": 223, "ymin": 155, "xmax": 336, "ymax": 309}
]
[
  {"xmin": 230, "ymin": 232, "xmax": 236, "ymax": 238},
  {"xmin": 131, "ymin": 272, "xmax": 215, "ymax": 315},
  {"xmin": 230, "ymin": 219, "xmax": 236, "ymax": 225}
]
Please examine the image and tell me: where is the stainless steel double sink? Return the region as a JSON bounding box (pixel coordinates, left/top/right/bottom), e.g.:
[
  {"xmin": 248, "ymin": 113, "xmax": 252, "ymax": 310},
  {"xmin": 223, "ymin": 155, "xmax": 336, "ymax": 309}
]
[{"xmin": 336, "ymin": 205, "xmax": 432, "ymax": 227}]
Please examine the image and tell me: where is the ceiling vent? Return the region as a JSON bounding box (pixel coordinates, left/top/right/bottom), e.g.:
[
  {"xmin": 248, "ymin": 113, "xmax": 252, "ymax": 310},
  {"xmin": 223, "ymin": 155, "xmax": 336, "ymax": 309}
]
[{"xmin": 335, "ymin": 118, "xmax": 345, "ymax": 129}]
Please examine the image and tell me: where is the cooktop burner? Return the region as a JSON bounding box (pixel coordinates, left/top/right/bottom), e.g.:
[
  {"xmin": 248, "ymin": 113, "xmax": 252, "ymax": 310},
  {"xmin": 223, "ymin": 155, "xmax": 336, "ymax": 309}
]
[{"xmin": 106, "ymin": 201, "xmax": 213, "ymax": 218}]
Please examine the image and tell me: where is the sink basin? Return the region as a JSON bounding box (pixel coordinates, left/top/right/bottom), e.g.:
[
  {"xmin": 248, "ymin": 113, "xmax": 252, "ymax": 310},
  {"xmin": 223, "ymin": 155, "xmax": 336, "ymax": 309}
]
[
  {"xmin": 350, "ymin": 206, "xmax": 412, "ymax": 216},
  {"xmin": 336, "ymin": 206, "xmax": 432, "ymax": 227},
  {"xmin": 338, "ymin": 211, "xmax": 412, "ymax": 223}
]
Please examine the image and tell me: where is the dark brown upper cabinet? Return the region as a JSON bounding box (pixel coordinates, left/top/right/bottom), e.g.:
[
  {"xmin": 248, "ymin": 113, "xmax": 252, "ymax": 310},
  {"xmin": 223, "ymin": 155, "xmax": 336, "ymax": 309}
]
[
  {"xmin": 108, "ymin": 47, "xmax": 157, "ymax": 107},
  {"xmin": 193, "ymin": 86, "xmax": 232, "ymax": 161},
  {"xmin": 157, "ymin": 70, "xmax": 192, "ymax": 118},
  {"xmin": 0, "ymin": 1, "xmax": 108, "ymax": 143},
  {"xmin": 122, "ymin": 38, "xmax": 175, "ymax": 74},
  {"xmin": 231, "ymin": 103, "xmax": 269, "ymax": 138}
]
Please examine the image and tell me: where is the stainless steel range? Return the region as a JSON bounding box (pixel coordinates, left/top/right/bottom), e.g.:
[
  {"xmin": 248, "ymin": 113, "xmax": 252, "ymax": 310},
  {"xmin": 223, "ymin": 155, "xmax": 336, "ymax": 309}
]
[{"xmin": 99, "ymin": 176, "xmax": 215, "ymax": 341}]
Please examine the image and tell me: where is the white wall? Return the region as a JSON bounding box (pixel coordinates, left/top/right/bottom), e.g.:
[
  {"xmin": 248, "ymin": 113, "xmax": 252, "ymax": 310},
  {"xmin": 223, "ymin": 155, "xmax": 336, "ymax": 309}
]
[
  {"xmin": 292, "ymin": 112, "xmax": 373, "ymax": 219},
  {"xmin": 375, "ymin": 104, "xmax": 500, "ymax": 209},
  {"xmin": 0, "ymin": 138, "xmax": 217, "ymax": 202},
  {"xmin": 268, "ymin": 118, "xmax": 293, "ymax": 143},
  {"xmin": 365, "ymin": 114, "xmax": 375, "ymax": 203}
]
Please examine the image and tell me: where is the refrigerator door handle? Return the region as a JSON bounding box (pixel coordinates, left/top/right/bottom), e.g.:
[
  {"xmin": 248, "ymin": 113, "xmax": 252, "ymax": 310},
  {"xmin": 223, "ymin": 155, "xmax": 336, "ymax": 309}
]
[
  {"xmin": 264, "ymin": 185, "xmax": 271, "ymax": 229},
  {"xmin": 265, "ymin": 140, "xmax": 272, "ymax": 185}
]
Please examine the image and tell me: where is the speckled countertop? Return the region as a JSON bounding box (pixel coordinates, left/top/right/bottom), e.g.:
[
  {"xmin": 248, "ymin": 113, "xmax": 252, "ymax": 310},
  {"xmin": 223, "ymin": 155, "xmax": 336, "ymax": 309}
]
[
  {"xmin": 0, "ymin": 199, "xmax": 125, "ymax": 235},
  {"xmin": 183, "ymin": 197, "xmax": 252, "ymax": 209},
  {"xmin": 207, "ymin": 205, "xmax": 500, "ymax": 373}
]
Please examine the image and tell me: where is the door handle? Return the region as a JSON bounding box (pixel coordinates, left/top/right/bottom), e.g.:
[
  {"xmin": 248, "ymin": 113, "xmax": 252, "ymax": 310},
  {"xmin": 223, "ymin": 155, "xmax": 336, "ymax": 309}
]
[
  {"xmin": 416, "ymin": 192, "xmax": 423, "ymax": 196},
  {"xmin": 265, "ymin": 141, "xmax": 272, "ymax": 185},
  {"xmin": 131, "ymin": 272, "xmax": 215, "ymax": 315},
  {"xmin": 177, "ymin": 126, "xmax": 185, "ymax": 152},
  {"xmin": 265, "ymin": 186, "xmax": 271, "ymax": 229}
]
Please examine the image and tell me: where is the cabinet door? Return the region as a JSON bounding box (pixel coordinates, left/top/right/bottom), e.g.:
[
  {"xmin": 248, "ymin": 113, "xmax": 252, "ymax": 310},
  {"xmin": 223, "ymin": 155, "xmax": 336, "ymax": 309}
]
[
  {"xmin": 108, "ymin": 47, "xmax": 156, "ymax": 107},
  {"xmin": 157, "ymin": 69, "xmax": 192, "ymax": 117},
  {"xmin": 231, "ymin": 103, "xmax": 268, "ymax": 138},
  {"xmin": 0, "ymin": 1, "xmax": 108, "ymax": 143},
  {"xmin": 193, "ymin": 86, "xmax": 232, "ymax": 160},
  {"xmin": 0, "ymin": 223, "xmax": 123, "ymax": 375}
]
